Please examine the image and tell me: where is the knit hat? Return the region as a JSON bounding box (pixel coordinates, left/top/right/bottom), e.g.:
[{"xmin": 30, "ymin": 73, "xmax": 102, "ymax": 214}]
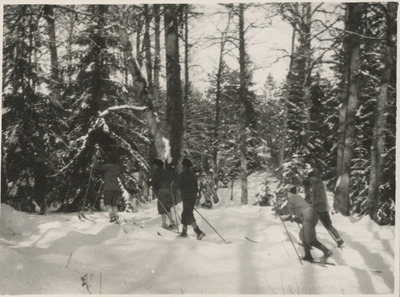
[
  {"xmin": 153, "ymin": 159, "xmax": 164, "ymax": 167},
  {"xmin": 287, "ymin": 185, "xmax": 297, "ymax": 194},
  {"xmin": 307, "ymin": 170, "xmax": 318, "ymax": 178},
  {"xmin": 182, "ymin": 158, "xmax": 193, "ymax": 168}
]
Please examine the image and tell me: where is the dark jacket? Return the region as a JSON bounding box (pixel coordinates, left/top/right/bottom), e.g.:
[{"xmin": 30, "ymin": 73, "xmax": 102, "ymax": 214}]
[
  {"xmin": 94, "ymin": 162, "xmax": 121, "ymax": 191},
  {"xmin": 174, "ymin": 168, "xmax": 198, "ymax": 202},
  {"xmin": 309, "ymin": 177, "xmax": 329, "ymax": 212},
  {"xmin": 150, "ymin": 168, "xmax": 172, "ymax": 191}
]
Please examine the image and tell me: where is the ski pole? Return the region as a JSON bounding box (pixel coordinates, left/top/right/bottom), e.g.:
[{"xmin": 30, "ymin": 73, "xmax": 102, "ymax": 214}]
[
  {"xmin": 194, "ymin": 208, "xmax": 231, "ymax": 244},
  {"xmin": 158, "ymin": 197, "xmax": 180, "ymax": 233},
  {"xmin": 279, "ymin": 214, "xmax": 303, "ymax": 265},
  {"xmin": 318, "ymin": 218, "xmax": 341, "ymax": 248},
  {"xmin": 170, "ymin": 183, "xmax": 181, "ymax": 223}
]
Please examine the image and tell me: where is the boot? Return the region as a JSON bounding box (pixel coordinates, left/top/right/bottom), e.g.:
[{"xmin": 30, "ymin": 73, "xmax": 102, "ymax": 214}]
[
  {"xmin": 179, "ymin": 225, "xmax": 188, "ymax": 238},
  {"xmin": 312, "ymin": 241, "xmax": 333, "ymax": 260},
  {"xmin": 193, "ymin": 226, "xmax": 206, "ymax": 240},
  {"xmin": 302, "ymin": 244, "xmax": 314, "ymax": 262}
]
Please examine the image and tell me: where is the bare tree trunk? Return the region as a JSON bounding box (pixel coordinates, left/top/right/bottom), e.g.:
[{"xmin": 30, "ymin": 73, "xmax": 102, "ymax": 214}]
[
  {"xmin": 280, "ymin": 26, "xmax": 296, "ymax": 168},
  {"xmin": 164, "ymin": 4, "xmax": 184, "ymax": 169},
  {"xmin": 239, "ymin": 4, "xmax": 248, "ymax": 205},
  {"xmin": 211, "ymin": 11, "xmax": 232, "ymax": 198},
  {"xmin": 143, "ymin": 4, "xmax": 153, "ymax": 91},
  {"xmin": 368, "ymin": 2, "xmax": 396, "ymax": 222},
  {"xmin": 43, "ymin": 5, "xmax": 59, "ymax": 84},
  {"xmin": 153, "ymin": 4, "xmax": 161, "ymax": 108},
  {"xmin": 136, "ymin": 17, "xmax": 143, "ymax": 68},
  {"xmin": 334, "ymin": 3, "xmax": 362, "ymax": 215},
  {"xmin": 300, "ymin": 3, "xmax": 312, "ymax": 141},
  {"xmin": 183, "ymin": 4, "xmax": 190, "ymax": 152},
  {"xmin": 118, "ymin": 28, "xmax": 166, "ymax": 159}
]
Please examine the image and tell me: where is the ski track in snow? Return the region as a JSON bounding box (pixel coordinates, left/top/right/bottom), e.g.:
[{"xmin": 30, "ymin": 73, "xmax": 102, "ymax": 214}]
[{"xmin": 0, "ymin": 172, "xmax": 397, "ymax": 295}]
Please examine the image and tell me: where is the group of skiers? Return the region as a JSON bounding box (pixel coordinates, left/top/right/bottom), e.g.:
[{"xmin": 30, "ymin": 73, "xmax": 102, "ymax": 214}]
[
  {"xmin": 93, "ymin": 151, "xmax": 343, "ymax": 260},
  {"xmin": 277, "ymin": 171, "xmax": 344, "ymax": 262},
  {"xmin": 149, "ymin": 157, "xmax": 206, "ymax": 240},
  {"xmin": 92, "ymin": 153, "xmax": 206, "ymax": 240}
]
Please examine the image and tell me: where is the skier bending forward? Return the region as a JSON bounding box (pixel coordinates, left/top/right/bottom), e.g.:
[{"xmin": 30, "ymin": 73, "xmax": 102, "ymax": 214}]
[{"xmin": 278, "ymin": 185, "xmax": 333, "ymax": 262}]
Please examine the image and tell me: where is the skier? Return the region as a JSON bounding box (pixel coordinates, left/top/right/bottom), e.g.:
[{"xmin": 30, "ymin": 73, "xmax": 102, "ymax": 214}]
[
  {"xmin": 279, "ymin": 185, "xmax": 333, "ymax": 262},
  {"xmin": 307, "ymin": 170, "xmax": 344, "ymax": 246},
  {"xmin": 149, "ymin": 159, "xmax": 176, "ymax": 230},
  {"xmin": 92, "ymin": 152, "xmax": 121, "ymax": 223},
  {"xmin": 173, "ymin": 158, "xmax": 206, "ymax": 240}
]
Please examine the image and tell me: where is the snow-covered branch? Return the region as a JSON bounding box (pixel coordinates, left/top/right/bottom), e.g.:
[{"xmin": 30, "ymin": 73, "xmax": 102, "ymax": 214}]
[{"xmin": 99, "ymin": 105, "xmax": 148, "ymax": 117}]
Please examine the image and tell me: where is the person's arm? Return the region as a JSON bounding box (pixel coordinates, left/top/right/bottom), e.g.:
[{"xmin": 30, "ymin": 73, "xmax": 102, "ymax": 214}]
[{"xmin": 173, "ymin": 173, "xmax": 183, "ymax": 190}]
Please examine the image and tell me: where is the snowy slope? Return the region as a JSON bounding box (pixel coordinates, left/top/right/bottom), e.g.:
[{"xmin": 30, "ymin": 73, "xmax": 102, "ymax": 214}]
[{"xmin": 0, "ymin": 172, "xmax": 397, "ymax": 295}]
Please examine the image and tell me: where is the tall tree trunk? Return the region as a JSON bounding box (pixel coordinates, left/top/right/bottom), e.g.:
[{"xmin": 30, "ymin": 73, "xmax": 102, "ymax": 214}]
[
  {"xmin": 280, "ymin": 25, "xmax": 296, "ymax": 168},
  {"xmin": 211, "ymin": 11, "xmax": 231, "ymax": 195},
  {"xmin": 164, "ymin": 4, "xmax": 184, "ymax": 169},
  {"xmin": 153, "ymin": 4, "xmax": 161, "ymax": 108},
  {"xmin": 118, "ymin": 28, "xmax": 166, "ymax": 159},
  {"xmin": 239, "ymin": 4, "xmax": 248, "ymax": 205},
  {"xmin": 136, "ymin": 18, "xmax": 143, "ymax": 68},
  {"xmin": 368, "ymin": 2, "xmax": 396, "ymax": 222},
  {"xmin": 183, "ymin": 4, "xmax": 190, "ymax": 152},
  {"xmin": 300, "ymin": 3, "xmax": 312, "ymax": 142},
  {"xmin": 334, "ymin": 3, "xmax": 362, "ymax": 215},
  {"xmin": 143, "ymin": 4, "xmax": 153, "ymax": 90},
  {"xmin": 43, "ymin": 5, "xmax": 59, "ymax": 84}
]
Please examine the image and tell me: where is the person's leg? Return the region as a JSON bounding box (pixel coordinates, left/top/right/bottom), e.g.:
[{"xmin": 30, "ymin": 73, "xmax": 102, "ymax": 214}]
[
  {"xmin": 164, "ymin": 191, "xmax": 176, "ymax": 226},
  {"xmin": 318, "ymin": 211, "xmax": 344, "ymax": 245},
  {"xmin": 301, "ymin": 208, "xmax": 318, "ymax": 260},
  {"xmin": 110, "ymin": 191, "xmax": 120, "ymax": 221},
  {"xmin": 157, "ymin": 190, "xmax": 169, "ymax": 228},
  {"xmin": 300, "ymin": 227, "xmax": 314, "ymax": 261},
  {"xmin": 191, "ymin": 221, "xmax": 205, "ymax": 240},
  {"xmin": 312, "ymin": 240, "xmax": 333, "ymax": 259},
  {"xmin": 161, "ymin": 214, "xmax": 168, "ymax": 228},
  {"xmin": 187, "ymin": 200, "xmax": 205, "ymax": 240},
  {"xmin": 180, "ymin": 224, "xmax": 188, "ymax": 237},
  {"xmin": 104, "ymin": 191, "xmax": 116, "ymax": 222},
  {"xmin": 180, "ymin": 201, "xmax": 190, "ymax": 237}
]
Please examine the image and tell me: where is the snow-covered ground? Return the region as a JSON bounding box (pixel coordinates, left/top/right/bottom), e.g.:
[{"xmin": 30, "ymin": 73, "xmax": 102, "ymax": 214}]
[{"xmin": 0, "ymin": 172, "xmax": 398, "ymax": 295}]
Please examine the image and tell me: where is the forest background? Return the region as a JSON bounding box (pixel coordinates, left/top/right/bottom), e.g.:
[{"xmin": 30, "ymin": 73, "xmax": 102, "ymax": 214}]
[{"xmin": 1, "ymin": 2, "xmax": 397, "ymax": 225}]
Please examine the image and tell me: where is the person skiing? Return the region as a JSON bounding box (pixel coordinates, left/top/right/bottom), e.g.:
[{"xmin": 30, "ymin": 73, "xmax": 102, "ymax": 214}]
[
  {"xmin": 149, "ymin": 159, "xmax": 176, "ymax": 230},
  {"xmin": 279, "ymin": 185, "xmax": 333, "ymax": 262},
  {"xmin": 92, "ymin": 152, "xmax": 121, "ymax": 223},
  {"xmin": 307, "ymin": 170, "xmax": 344, "ymax": 246},
  {"xmin": 173, "ymin": 158, "xmax": 205, "ymax": 240}
]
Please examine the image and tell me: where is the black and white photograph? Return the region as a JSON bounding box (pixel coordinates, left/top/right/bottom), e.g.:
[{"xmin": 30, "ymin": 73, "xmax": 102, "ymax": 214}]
[{"xmin": 0, "ymin": 1, "xmax": 398, "ymax": 295}]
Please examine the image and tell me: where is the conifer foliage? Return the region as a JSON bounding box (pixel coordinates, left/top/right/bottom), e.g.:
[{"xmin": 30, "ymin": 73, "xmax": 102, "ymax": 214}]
[{"xmin": 1, "ymin": 3, "xmax": 396, "ymax": 224}]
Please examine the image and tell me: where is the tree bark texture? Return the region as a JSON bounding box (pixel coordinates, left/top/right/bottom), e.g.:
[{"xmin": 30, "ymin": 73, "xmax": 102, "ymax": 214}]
[
  {"xmin": 183, "ymin": 4, "xmax": 190, "ymax": 152},
  {"xmin": 280, "ymin": 25, "xmax": 296, "ymax": 169},
  {"xmin": 153, "ymin": 4, "xmax": 161, "ymax": 108},
  {"xmin": 144, "ymin": 4, "xmax": 153, "ymax": 91},
  {"xmin": 334, "ymin": 3, "xmax": 362, "ymax": 215},
  {"xmin": 300, "ymin": 3, "xmax": 312, "ymax": 142},
  {"xmin": 43, "ymin": 5, "xmax": 59, "ymax": 84},
  {"xmin": 368, "ymin": 2, "xmax": 397, "ymax": 222},
  {"xmin": 118, "ymin": 28, "xmax": 166, "ymax": 160},
  {"xmin": 239, "ymin": 4, "xmax": 248, "ymax": 205},
  {"xmin": 164, "ymin": 4, "xmax": 184, "ymax": 169}
]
